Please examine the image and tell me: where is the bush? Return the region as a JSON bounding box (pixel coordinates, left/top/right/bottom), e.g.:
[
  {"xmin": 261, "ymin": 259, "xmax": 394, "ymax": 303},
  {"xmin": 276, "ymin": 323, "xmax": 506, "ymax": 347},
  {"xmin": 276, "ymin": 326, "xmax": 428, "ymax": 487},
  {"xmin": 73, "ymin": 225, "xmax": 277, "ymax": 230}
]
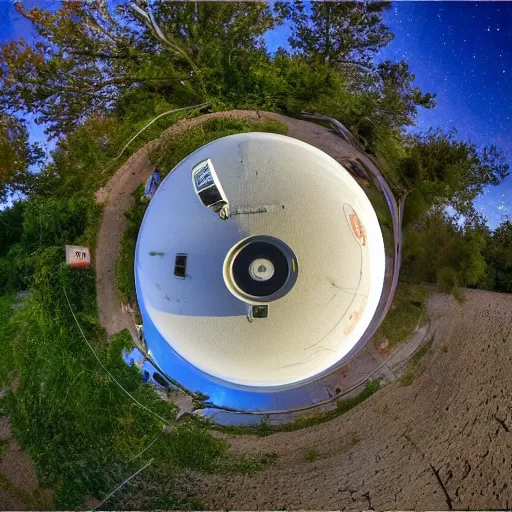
[
  {"xmin": 437, "ymin": 267, "xmax": 458, "ymax": 294},
  {"xmin": 117, "ymin": 185, "xmax": 147, "ymax": 304},
  {"xmin": 375, "ymin": 284, "xmax": 429, "ymax": 348}
]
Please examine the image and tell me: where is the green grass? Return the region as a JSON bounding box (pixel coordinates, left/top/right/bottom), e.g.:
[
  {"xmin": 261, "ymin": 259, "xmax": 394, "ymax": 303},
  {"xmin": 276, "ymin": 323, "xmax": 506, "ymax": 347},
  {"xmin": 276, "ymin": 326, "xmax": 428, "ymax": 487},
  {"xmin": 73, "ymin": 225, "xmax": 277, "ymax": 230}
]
[
  {"xmin": 216, "ymin": 380, "xmax": 381, "ymax": 437},
  {"xmin": 0, "ymin": 439, "xmax": 8, "ymax": 457},
  {"xmin": 0, "ymin": 295, "xmax": 16, "ymax": 388},
  {"xmin": 150, "ymin": 117, "xmax": 288, "ymax": 175},
  {"xmin": 399, "ymin": 337, "xmax": 433, "ymax": 387},
  {"xmin": 305, "ymin": 448, "xmax": 320, "ymax": 463},
  {"xmin": 374, "ymin": 284, "xmax": 430, "ymax": 349},
  {"xmin": 2, "ymin": 282, "xmax": 273, "ymax": 509},
  {"xmin": 116, "ymin": 185, "xmax": 147, "ymax": 304}
]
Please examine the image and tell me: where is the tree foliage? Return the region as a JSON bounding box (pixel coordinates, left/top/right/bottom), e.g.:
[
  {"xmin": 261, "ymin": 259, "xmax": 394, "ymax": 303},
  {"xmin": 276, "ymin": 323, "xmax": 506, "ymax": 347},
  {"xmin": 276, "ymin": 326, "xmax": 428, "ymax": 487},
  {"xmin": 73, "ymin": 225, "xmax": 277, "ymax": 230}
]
[
  {"xmin": 375, "ymin": 60, "xmax": 436, "ymax": 128},
  {"xmin": 484, "ymin": 219, "xmax": 512, "ymax": 292},
  {"xmin": 0, "ymin": 114, "xmax": 42, "ymax": 200},
  {"xmin": 1, "ymin": 2, "xmax": 149, "ymax": 137},
  {"xmin": 402, "ymin": 211, "xmax": 488, "ymax": 290},
  {"xmin": 279, "ymin": 1, "xmax": 435, "ymax": 134},
  {"xmin": 0, "ymin": 1, "xmax": 278, "ymax": 137},
  {"xmin": 400, "ymin": 129, "xmax": 509, "ymax": 218},
  {"xmin": 284, "ymin": 1, "xmax": 393, "ymax": 67}
]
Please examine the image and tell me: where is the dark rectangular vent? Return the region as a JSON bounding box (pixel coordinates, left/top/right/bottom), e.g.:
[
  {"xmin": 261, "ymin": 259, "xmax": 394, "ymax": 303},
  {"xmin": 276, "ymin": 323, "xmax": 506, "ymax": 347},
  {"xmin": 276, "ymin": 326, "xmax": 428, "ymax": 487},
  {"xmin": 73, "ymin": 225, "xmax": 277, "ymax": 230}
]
[
  {"xmin": 174, "ymin": 254, "xmax": 187, "ymax": 278},
  {"xmin": 252, "ymin": 305, "xmax": 268, "ymax": 318}
]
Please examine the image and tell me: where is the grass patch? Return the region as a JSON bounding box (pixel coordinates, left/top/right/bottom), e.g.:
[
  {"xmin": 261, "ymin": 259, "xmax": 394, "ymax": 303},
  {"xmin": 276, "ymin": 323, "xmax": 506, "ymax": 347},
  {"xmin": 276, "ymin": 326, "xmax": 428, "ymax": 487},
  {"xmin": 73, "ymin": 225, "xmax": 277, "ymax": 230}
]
[
  {"xmin": 0, "ymin": 439, "xmax": 8, "ymax": 456},
  {"xmin": 151, "ymin": 116, "xmax": 288, "ymax": 175},
  {"xmin": 2, "ymin": 276, "xmax": 270, "ymax": 509},
  {"xmin": 0, "ymin": 295, "xmax": 15, "ymax": 388},
  {"xmin": 399, "ymin": 337, "xmax": 433, "ymax": 387},
  {"xmin": 305, "ymin": 448, "xmax": 320, "ymax": 463},
  {"xmin": 116, "ymin": 185, "xmax": 147, "ymax": 304},
  {"xmin": 375, "ymin": 284, "xmax": 430, "ymax": 349},
  {"xmin": 216, "ymin": 379, "xmax": 381, "ymax": 437}
]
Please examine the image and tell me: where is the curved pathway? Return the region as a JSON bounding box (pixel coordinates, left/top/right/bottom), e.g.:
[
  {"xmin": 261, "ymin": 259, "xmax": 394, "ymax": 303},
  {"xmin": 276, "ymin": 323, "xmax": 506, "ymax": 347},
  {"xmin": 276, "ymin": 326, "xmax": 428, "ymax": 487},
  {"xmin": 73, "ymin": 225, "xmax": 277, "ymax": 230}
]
[{"xmin": 94, "ymin": 109, "xmax": 425, "ymax": 416}]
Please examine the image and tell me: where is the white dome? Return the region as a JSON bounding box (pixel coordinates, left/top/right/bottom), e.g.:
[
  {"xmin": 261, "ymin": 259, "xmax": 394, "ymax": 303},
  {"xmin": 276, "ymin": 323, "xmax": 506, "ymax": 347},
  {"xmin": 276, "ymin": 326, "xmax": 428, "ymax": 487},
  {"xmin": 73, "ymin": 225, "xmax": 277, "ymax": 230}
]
[{"xmin": 135, "ymin": 133, "xmax": 385, "ymax": 387}]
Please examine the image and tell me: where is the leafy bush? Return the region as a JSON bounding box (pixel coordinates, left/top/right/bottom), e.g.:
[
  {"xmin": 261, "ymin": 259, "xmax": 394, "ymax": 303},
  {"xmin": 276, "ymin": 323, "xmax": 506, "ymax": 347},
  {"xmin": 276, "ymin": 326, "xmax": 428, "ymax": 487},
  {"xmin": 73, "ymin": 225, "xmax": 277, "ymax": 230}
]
[
  {"xmin": 375, "ymin": 284, "xmax": 429, "ymax": 348},
  {"xmin": 117, "ymin": 185, "xmax": 147, "ymax": 304},
  {"xmin": 437, "ymin": 267, "xmax": 458, "ymax": 294}
]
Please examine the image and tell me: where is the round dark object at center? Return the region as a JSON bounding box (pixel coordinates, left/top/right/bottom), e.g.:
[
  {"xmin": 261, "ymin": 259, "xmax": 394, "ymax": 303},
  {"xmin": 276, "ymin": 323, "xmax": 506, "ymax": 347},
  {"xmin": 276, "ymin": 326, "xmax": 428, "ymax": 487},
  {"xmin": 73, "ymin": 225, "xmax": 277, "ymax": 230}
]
[{"xmin": 232, "ymin": 241, "xmax": 289, "ymax": 297}]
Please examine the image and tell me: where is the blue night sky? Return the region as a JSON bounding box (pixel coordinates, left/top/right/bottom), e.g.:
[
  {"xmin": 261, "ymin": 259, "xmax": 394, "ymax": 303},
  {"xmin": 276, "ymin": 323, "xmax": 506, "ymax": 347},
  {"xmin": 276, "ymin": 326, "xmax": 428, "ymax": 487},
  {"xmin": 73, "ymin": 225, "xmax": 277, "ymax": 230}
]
[{"xmin": 1, "ymin": 1, "xmax": 511, "ymax": 228}]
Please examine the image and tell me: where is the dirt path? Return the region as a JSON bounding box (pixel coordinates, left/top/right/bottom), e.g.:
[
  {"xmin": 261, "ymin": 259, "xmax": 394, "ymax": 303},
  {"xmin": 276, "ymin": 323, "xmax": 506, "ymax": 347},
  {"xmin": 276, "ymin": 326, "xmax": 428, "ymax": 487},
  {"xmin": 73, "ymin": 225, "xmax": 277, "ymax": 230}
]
[
  {"xmin": 188, "ymin": 289, "xmax": 512, "ymax": 510},
  {"xmin": 0, "ymin": 415, "xmax": 53, "ymax": 509}
]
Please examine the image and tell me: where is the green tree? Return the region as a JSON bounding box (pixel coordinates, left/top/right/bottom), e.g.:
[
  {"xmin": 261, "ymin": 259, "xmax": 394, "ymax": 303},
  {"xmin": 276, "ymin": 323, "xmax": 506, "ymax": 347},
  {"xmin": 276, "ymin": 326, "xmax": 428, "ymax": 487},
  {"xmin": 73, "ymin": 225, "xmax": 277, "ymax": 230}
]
[
  {"xmin": 0, "ymin": 114, "xmax": 42, "ymax": 200},
  {"xmin": 140, "ymin": 1, "xmax": 278, "ymax": 104},
  {"xmin": 401, "ymin": 129, "xmax": 509, "ymax": 218},
  {"xmin": 281, "ymin": 2, "xmax": 435, "ymax": 139},
  {"xmin": 284, "ymin": 1, "xmax": 393, "ymax": 68},
  {"xmin": 374, "ymin": 60, "xmax": 436, "ymax": 128},
  {"xmin": 0, "ymin": 2, "xmax": 280, "ymax": 137},
  {"xmin": 484, "ymin": 219, "xmax": 512, "ymax": 292},
  {"xmin": 0, "ymin": 201, "xmax": 25, "ymax": 257},
  {"xmin": 1, "ymin": 2, "xmax": 163, "ymax": 137},
  {"xmin": 402, "ymin": 211, "xmax": 489, "ymax": 292}
]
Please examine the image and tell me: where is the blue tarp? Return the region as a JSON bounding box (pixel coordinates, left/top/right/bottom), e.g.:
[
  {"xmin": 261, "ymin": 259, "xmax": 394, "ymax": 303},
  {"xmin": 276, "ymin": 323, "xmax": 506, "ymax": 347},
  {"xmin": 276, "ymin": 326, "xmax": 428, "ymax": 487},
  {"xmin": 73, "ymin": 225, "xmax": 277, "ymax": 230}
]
[{"xmin": 144, "ymin": 169, "xmax": 161, "ymax": 199}]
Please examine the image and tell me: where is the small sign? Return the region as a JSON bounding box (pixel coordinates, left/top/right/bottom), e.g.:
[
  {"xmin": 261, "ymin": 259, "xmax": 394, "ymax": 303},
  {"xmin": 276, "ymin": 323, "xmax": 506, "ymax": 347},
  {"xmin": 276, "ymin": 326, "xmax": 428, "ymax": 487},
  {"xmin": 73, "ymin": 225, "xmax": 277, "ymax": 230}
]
[
  {"xmin": 193, "ymin": 160, "xmax": 215, "ymax": 192},
  {"xmin": 65, "ymin": 245, "xmax": 91, "ymax": 268}
]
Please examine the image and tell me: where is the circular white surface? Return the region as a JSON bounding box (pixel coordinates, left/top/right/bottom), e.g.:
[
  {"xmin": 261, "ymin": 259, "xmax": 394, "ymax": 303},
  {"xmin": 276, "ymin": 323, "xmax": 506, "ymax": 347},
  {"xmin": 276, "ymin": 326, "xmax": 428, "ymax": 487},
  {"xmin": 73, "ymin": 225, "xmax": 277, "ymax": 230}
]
[{"xmin": 135, "ymin": 133, "xmax": 385, "ymax": 387}]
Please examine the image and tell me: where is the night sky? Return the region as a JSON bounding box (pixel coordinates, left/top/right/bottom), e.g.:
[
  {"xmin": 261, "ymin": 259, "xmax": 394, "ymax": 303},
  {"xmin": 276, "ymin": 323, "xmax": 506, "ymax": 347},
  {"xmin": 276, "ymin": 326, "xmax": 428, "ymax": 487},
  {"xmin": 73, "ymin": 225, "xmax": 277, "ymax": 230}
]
[
  {"xmin": 380, "ymin": 2, "xmax": 512, "ymax": 228},
  {"xmin": 1, "ymin": 1, "xmax": 511, "ymax": 227},
  {"xmin": 266, "ymin": 1, "xmax": 512, "ymax": 228}
]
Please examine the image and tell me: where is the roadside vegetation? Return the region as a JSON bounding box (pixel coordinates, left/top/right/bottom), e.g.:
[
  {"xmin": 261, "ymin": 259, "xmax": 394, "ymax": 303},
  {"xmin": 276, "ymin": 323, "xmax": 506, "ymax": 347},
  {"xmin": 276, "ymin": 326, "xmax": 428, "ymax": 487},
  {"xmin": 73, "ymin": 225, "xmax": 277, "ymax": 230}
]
[
  {"xmin": 117, "ymin": 185, "xmax": 147, "ymax": 304},
  {"xmin": 217, "ymin": 380, "xmax": 381, "ymax": 437},
  {"xmin": 0, "ymin": 290, "xmax": 277, "ymax": 510},
  {"xmin": 399, "ymin": 336, "xmax": 434, "ymax": 387},
  {"xmin": 374, "ymin": 284, "xmax": 430, "ymax": 351},
  {"xmin": 305, "ymin": 449, "xmax": 321, "ymax": 463},
  {"xmin": 0, "ymin": 1, "xmax": 510, "ymax": 507}
]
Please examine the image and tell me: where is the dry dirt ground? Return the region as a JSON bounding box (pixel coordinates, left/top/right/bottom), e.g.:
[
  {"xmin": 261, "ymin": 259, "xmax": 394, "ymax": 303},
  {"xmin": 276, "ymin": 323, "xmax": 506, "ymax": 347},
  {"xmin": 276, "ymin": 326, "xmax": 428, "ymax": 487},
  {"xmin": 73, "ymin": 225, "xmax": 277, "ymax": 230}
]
[
  {"xmin": 185, "ymin": 289, "xmax": 512, "ymax": 510},
  {"xmin": 0, "ymin": 415, "xmax": 53, "ymax": 509},
  {"xmin": 95, "ymin": 109, "xmax": 362, "ymax": 341}
]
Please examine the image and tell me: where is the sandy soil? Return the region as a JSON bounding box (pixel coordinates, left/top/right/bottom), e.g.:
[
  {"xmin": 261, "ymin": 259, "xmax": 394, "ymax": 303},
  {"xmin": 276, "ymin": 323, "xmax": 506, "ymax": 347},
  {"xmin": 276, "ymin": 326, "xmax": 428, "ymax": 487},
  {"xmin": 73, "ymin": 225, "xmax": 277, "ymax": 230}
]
[
  {"xmin": 95, "ymin": 110, "xmax": 362, "ymax": 341},
  {"xmin": 188, "ymin": 289, "xmax": 512, "ymax": 510},
  {"xmin": 0, "ymin": 416, "xmax": 53, "ymax": 509}
]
